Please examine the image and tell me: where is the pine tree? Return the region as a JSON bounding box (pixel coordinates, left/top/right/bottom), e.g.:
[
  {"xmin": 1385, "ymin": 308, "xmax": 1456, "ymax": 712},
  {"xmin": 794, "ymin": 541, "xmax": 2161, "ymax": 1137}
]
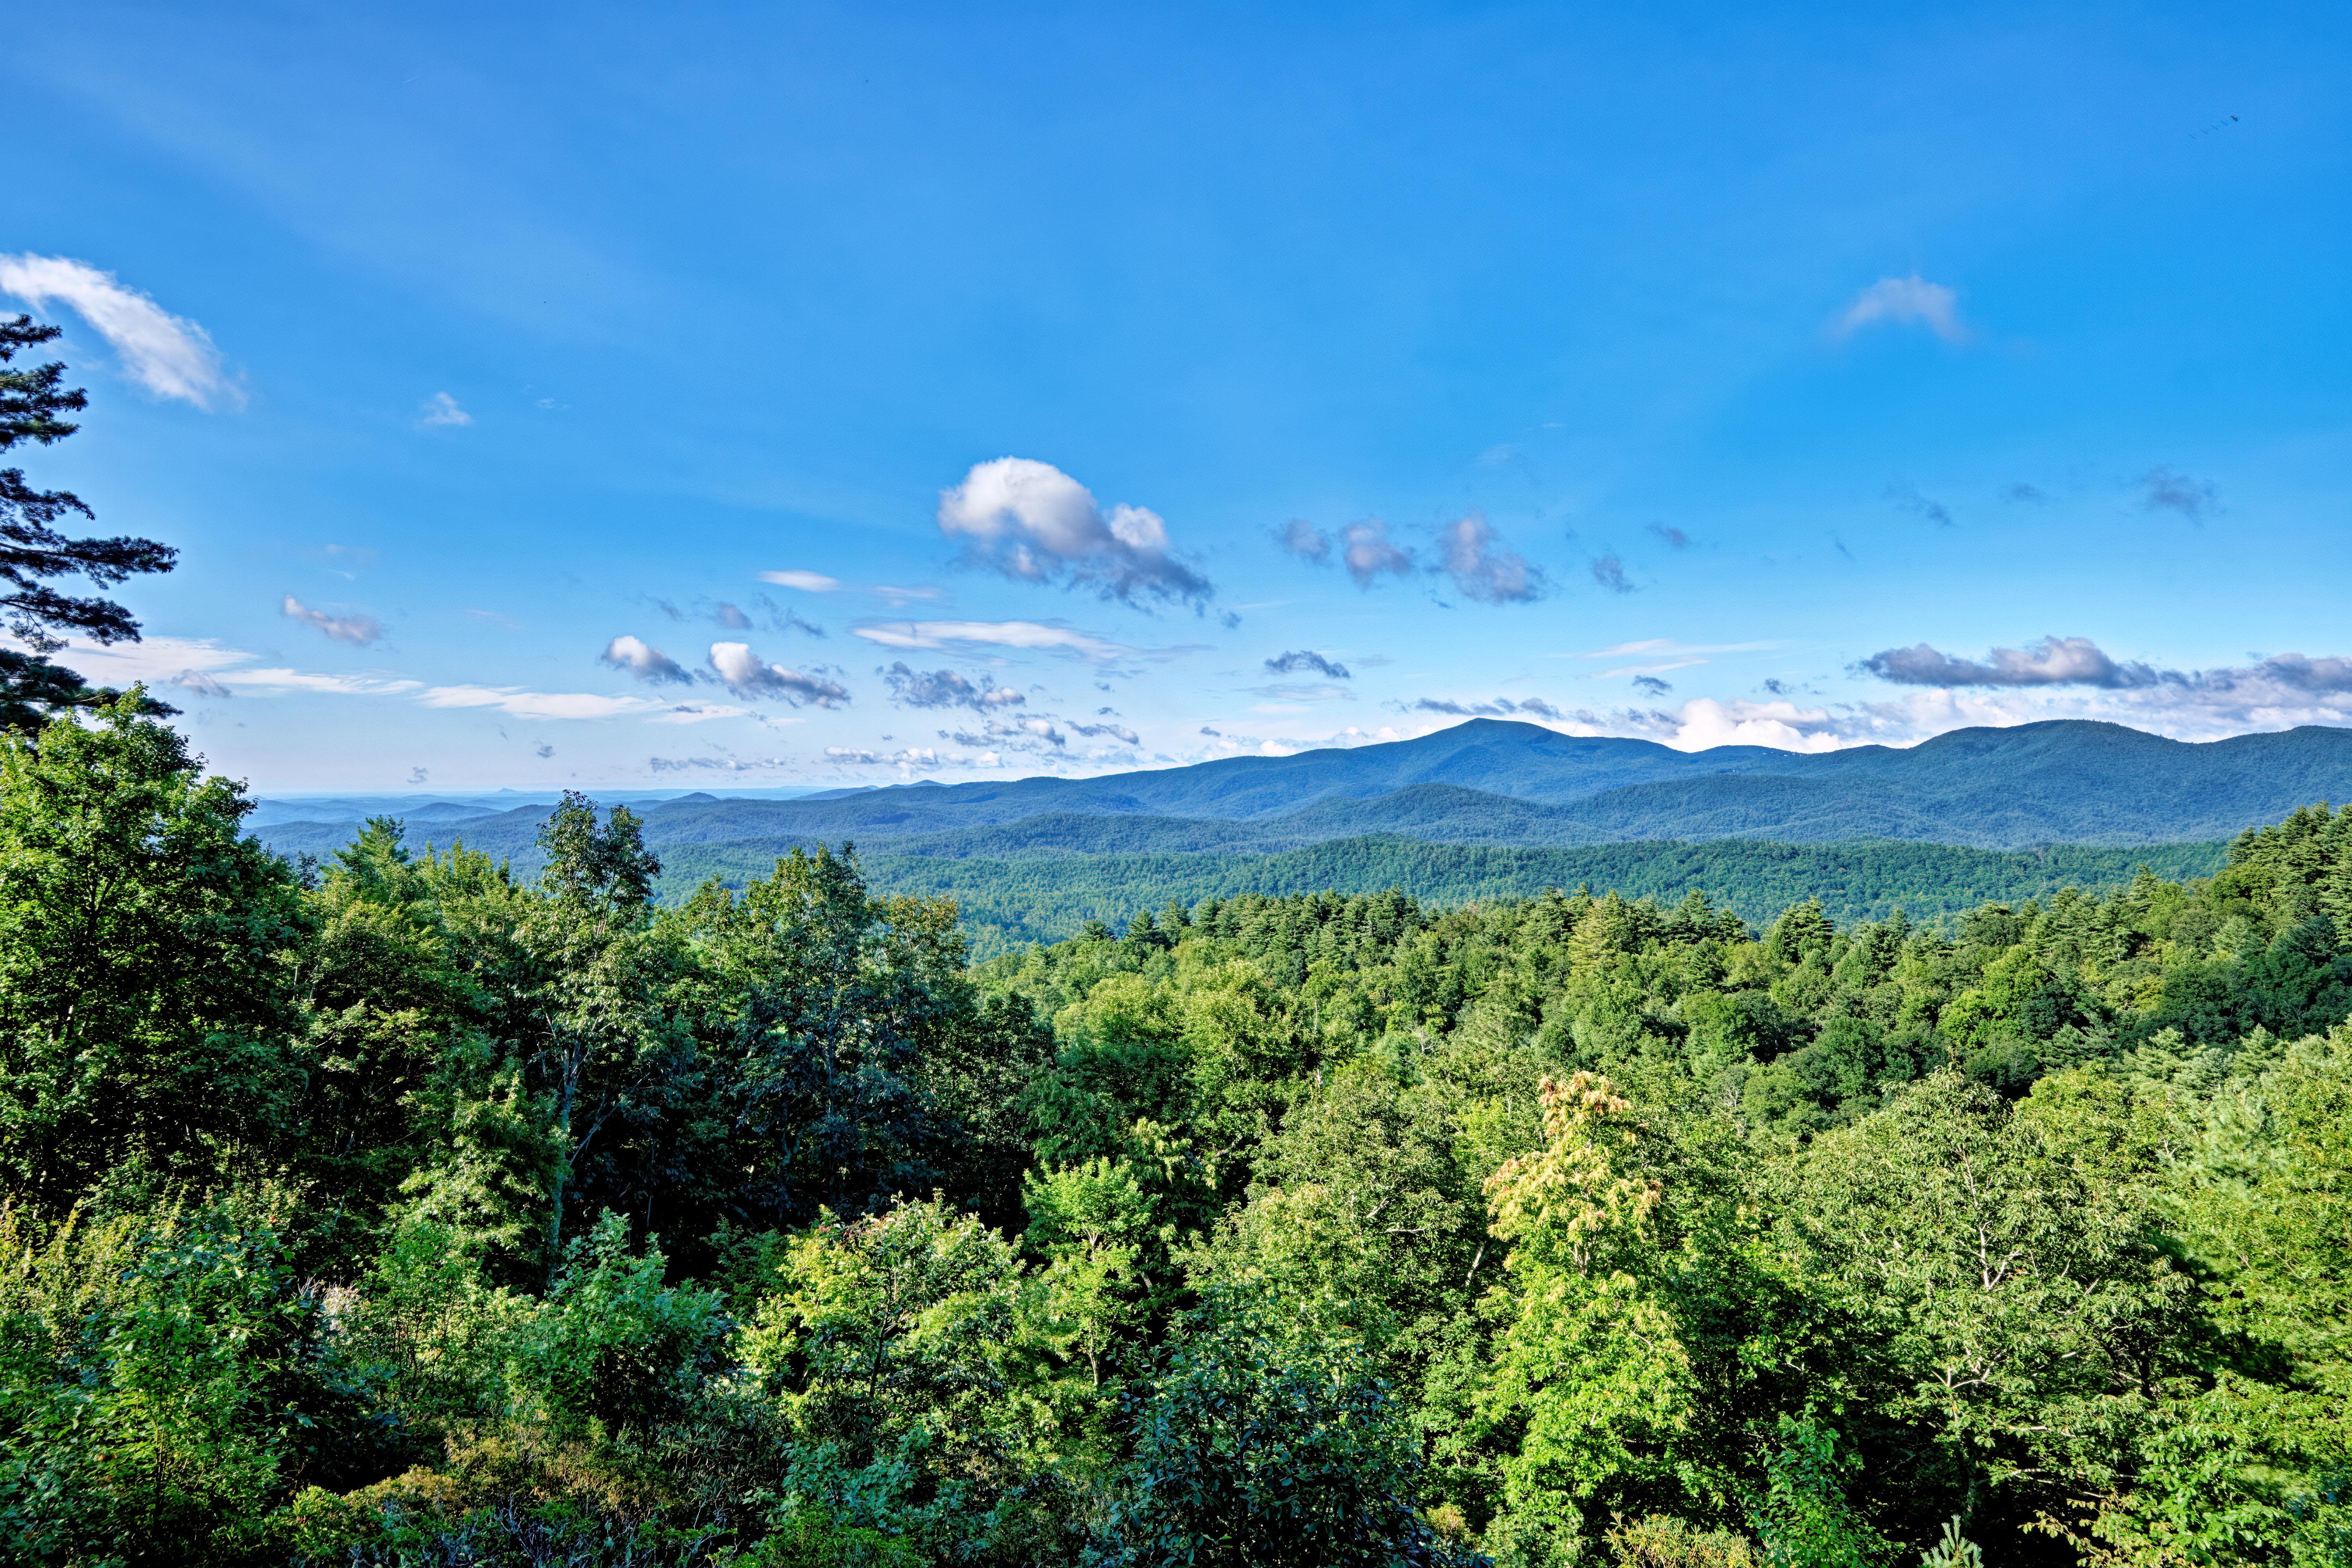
[{"xmin": 1, "ymin": 314, "xmax": 178, "ymax": 730}]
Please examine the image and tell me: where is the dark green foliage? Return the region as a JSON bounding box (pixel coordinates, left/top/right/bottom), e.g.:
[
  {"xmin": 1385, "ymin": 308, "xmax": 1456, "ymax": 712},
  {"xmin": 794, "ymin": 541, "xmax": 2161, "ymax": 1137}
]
[
  {"xmin": 1093, "ymin": 1289, "xmax": 1468, "ymax": 1567},
  {"xmin": 0, "ymin": 697, "xmax": 307, "ymax": 1204}
]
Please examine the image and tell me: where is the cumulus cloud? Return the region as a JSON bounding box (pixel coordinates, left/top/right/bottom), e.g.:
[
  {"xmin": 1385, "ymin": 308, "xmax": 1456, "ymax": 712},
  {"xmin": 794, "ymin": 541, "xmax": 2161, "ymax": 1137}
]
[
  {"xmin": 880, "ymin": 662, "xmax": 1025, "ymax": 710},
  {"xmin": 1631, "ymin": 675, "xmax": 1673, "ymax": 697},
  {"xmin": 1885, "ymin": 481, "xmax": 1955, "ymax": 528},
  {"xmin": 1068, "ymin": 718, "xmax": 1141, "ymax": 745},
  {"xmin": 937, "ymin": 457, "xmax": 1211, "ymax": 606},
  {"xmin": 1282, "ymin": 518, "xmax": 1418, "ymax": 588},
  {"xmin": 1279, "ymin": 518, "xmax": 1330, "ymax": 564},
  {"xmin": 1435, "ymin": 514, "xmax": 1545, "ymax": 603},
  {"xmin": 1860, "ymin": 635, "xmax": 2159, "ymax": 689},
  {"xmin": 1590, "ymin": 555, "xmax": 1634, "ymax": 594},
  {"xmin": 707, "ymin": 642, "xmax": 850, "ymax": 706},
  {"xmin": 0, "ymin": 254, "xmax": 239, "ymax": 408},
  {"xmin": 2139, "ymin": 467, "xmax": 2219, "ymax": 523},
  {"xmin": 1340, "ymin": 520, "xmax": 1414, "ymax": 587},
  {"xmin": 1264, "ymin": 649, "xmax": 1350, "ymax": 679},
  {"xmin": 419, "ymin": 392, "xmax": 471, "ymax": 427},
  {"xmin": 1835, "ymin": 274, "xmax": 1966, "ymax": 344},
  {"xmin": 853, "ymin": 618, "xmax": 1137, "ymax": 664},
  {"xmin": 1646, "ymin": 523, "xmax": 1691, "ymax": 550},
  {"xmin": 281, "ymin": 595, "xmax": 384, "ymax": 645},
  {"xmin": 1857, "ymin": 635, "xmax": 2352, "ymax": 737},
  {"xmin": 601, "ymin": 635, "xmax": 695, "ymax": 685},
  {"xmin": 759, "ymin": 569, "xmax": 843, "ymax": 592}
]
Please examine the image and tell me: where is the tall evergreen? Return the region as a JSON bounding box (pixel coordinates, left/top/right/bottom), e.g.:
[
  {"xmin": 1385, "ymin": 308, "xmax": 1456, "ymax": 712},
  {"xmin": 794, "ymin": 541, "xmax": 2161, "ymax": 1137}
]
[{"xmin": 0, "ymin": 314, "xmax": 177, "ymax": 731}]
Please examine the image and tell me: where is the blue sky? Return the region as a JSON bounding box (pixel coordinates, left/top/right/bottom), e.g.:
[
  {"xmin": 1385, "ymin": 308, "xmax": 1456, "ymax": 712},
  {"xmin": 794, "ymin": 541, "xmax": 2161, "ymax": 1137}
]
[{"xmin": 8, "ymin": 1, "xmax": 2350, "ymax": 792}]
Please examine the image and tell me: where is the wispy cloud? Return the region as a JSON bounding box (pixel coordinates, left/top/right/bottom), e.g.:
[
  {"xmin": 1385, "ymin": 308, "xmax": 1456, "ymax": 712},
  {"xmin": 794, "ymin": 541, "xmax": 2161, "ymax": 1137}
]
[
  {"xmin": 2138, "ymin": 466, "xmax": 2219, "ymax": 523},
  {"xmin": 707, "ymin": 642, "xmax": 850, "ymax": 707},
  {"xmin": 1645, "ymin": 523, "xmax": 1692, "ymax": 550},
  {"xmin": 1885, "ymin": 481, "xmax": 1955, "ymax": 528},
  {"xmin": 1401, "ymin": 695, "xmax": 1563, "ymax": 719},
  {"xmin": 1834, "ymin": 273, "xmax": 1967, "ymax": 344},
  {"xmin": 418, "ymin": 391, "xmax": 471, "ymax": 427},
  {"xmin": 759, "ymin": 569, "xmax": 843, "ymax": 592},
  {"xmin": 938, "ymin": 457, "xmax": 1211, "ymax": 606},
  {"xmin": 420, "ymin": 685, "xmax": 668, "ymax": 720},
  {"xmin": 1278, "ymin": 517, "xmax": 1330, "ymax": 565},
  {"xmin": 1435, "ymin": 513, "xmax": 1544, "ymax": 603},
  {"xmin": 1590, "ymin": 554, "xmax": 1635, "ymax": 594},
  {"xmin": 601, "ymin": 634, "xmax": 695, "ymax": 685},
  {"xmin": 880, "ymin": 662, "xmax": 1025, "ymax": 710},
  {"xmin": 1571, "ymin": 639, "xmax": 1781, "ymax": 659},
  {"xmin": 281, "ymin": 595, "xmax": 384, "ymax": 645},
  {"xmin": 853, "ymin": 618, "xmax": 1137, "ymax": 664},
  {"xmin": 0, "ymin": 254, "xmax": 239, "ymax": 408},
  {"xmin": 53, "ymin": 633, "xmax": 724, "ymax": 724},
  {"xmin": 1264, "ymin": 648, "xmax": 1350, "ymax": 679},
  {"xmin": 650, "ymin": 755, "xmax": 797, "ymax": 773}
]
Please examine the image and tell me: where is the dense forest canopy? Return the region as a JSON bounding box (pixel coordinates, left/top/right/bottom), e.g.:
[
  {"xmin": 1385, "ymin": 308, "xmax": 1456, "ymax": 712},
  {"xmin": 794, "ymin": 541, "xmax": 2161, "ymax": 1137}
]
[{"xmin": 5, "ymin": 699, "xmax": 2352, "ymax": 1565}]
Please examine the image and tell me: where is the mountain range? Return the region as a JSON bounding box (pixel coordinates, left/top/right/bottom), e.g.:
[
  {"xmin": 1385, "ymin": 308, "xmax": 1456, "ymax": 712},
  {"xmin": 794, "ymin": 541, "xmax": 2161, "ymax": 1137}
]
[{"xmin": 255, "ymin": 718, "xmax": 2352, "ymax": 868}]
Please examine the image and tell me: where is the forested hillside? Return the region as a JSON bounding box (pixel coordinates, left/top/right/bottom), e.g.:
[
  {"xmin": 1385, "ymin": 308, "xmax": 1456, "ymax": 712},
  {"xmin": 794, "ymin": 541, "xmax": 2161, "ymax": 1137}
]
[
  {"xmin": 656, "ymin": 833, "xmax": 2228, "ymax": 954},
  {"xmin": 8, "ymin": 700, "xmax": 2352, "ymax": 1566}
]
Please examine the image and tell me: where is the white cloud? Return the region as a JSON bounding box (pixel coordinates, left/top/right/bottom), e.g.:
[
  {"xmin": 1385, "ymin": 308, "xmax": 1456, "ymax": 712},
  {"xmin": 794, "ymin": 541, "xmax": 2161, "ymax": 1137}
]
[
  {"xmin": 1861, "ymin": 635, "xmax": 2153, "ymax": 689},
  {"xmin": 49, "ymin": 634, "xmax": 418, "ymax": 698},
  {"xmin": 707, "ymin": 642, "xmax": 850, "ymax": 706},
  {"xmin": 0, "ymin": 254, "xmax": 239, "ymax": 408},
  {"xmin": 872, "ymin": 585, "xmax": 942, "ymax": 605},
  {"xmin": 420, "ymin": 685, "xmax": 667, "ymax": 720},
  {"xmin": 1568, "ymin": 639, "xmax": 1784, "ymax": 659},
  {"xmin": 937, "ymin": 457, "xmax": 1211, "ymax": 605},
  {"xmin": 1662, "ymin": 697, "xmax": 1854, "ymax": 752},
  {"xmin": 601, "ymin": 634, "xmax": 695, "ymax": 685},
  {"xmin": 646, "ymin": 702, "xmax": 754, "ymax": 725},
  {"xmin": 759, "ymin": 569, "xmax": 843, "ymax": 592},
  {"xmin": 281, "ymin": 595, "xmax": 384, "ymax": 645},
  {"xmin": 853, "ymin": 618, "xmax": 1135, "ymax": 664},
  {"xmin": 419, "ymin": 391, "xmax": 472, "ymax": 427},
  {"xmin": 1434, "ymin": 513, "xmax": 1545, "ymax": 604},
  {"xmin": 879, "ymin": 663, "xmax": 1026, "ymax": 710},
  {"xmin": 1834, "ymin": 274, "xmax": 1966, "ymax": 344}
]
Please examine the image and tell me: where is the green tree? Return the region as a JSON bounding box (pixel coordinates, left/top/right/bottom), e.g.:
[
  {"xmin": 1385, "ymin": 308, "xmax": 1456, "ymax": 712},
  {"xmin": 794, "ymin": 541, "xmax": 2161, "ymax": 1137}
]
[
  {"xmin": 1093, "ymin": 1285, "xmax": 1468, "ymax": 1567},
  {"xmin": 0, "ymin": 699, "xmax": 305, "ymax": 1203},
  {"xmin": 0, "ymin": 315, "xmax": 177, "ymax": 731}
]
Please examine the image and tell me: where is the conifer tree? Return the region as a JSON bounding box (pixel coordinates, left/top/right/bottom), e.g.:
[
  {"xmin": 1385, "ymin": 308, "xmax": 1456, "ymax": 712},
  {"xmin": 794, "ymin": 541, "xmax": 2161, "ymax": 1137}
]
[{"xmin": 0, "ymin": 314, "xmax": 177, "ymax": 730}]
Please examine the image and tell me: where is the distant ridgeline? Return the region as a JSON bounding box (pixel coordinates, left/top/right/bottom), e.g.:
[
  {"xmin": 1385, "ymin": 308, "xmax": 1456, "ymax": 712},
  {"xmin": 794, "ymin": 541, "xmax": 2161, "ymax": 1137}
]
[{"xmin": 254, "ymin": 718, "xmax": 2352, "ymax": 948}]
